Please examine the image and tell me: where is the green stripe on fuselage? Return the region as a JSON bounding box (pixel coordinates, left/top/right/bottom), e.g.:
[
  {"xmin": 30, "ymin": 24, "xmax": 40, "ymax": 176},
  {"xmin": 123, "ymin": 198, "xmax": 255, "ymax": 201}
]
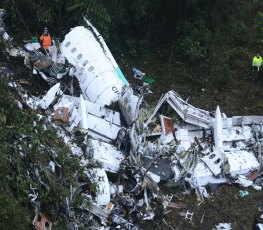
[{"xmin": 115, "ymin": 67, "xmax": 129, "ymax": 85}]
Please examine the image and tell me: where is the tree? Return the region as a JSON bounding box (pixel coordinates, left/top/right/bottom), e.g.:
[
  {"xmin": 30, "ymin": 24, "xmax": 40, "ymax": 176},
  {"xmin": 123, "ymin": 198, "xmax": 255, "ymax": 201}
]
[{"xmin": 0, "ymin": 0, "xmax": 111, "ymax": 40}]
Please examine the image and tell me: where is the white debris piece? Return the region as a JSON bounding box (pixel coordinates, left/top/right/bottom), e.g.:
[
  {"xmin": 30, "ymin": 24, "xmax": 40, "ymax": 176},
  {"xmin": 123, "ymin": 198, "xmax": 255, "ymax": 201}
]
[
  {"xmin": 40, "ymin": 83, "xmax": 62, "ymax": 109},
  {"xmin": 2, "ymin": 31, "xmax": 10, "ymax": 41},
  {"xmin": 201, "ymin": 106, "xmax": 225, "ymax": 176},
  {"xmin": 253, "ymin": 185, "xmax": 262, "ymax": 190},
  {"xmin": 198, "ymin": 186, "xmax": 209, "ymax": 198},
  {"xmin": 145, "ymin": 90, "xmax": 211, "ymax": 129},
  {"xmin": 235, "ymin": 175, "xmax": 253, "ymax": 187},
  {"xmin": 118, "ymin": 86, "xmax": 140, "ymax": 126},
  {"xmin": 222, "ymin": 125, "xmax": 254, "ymax": 142},
  {"xmin": 24, "ymin": 42, "xmax": 41, "ymax": 51},
  {"xmin": 48, "ymin": 40, "xmax": 58, "ymax": 63},
  {"xmin": 175, "ymin": 129, "xmax": 191, "ymax": 153},
  {"xmin": 215, "ymin": 223, "xmax": 232, "ymax": 230},
  {"xmin": 81, "ymin": 200, "xmax": 110, "ymax": 222},
  {"xmin": 86, "ymin": 168, "xmax": 110, "ymax": 206},
  {"xmin": 48, "ymin": 161, "xmax": 55, "ymax": 172},
  {"xmin": 16, "ymin": 100, "xmax": 23, "ymax": 109},
  {"xmin": 185, "ymin": 210, "xmax": 194, "ymax": 221},
  {"xmin": 8, "ymin": 47, "xmax": 24, "ymax": 57},
  {"xmin": 110, "ymin": 184, "xmax": 124, "ymax": 197},
  {"xmin": 256, "ymin": 223, "xmax": 263, "ymax": 230},
  {"xmin": 226, "ymin": 151, "xmax": 260, "ymax": 177},
  {"xmin": 201, "ymin": 148, "xmax": 224, "ymax": 176},
  {"xmin": 54, "ymin": 95, "xmax": 122, "ymax": 141},
  {"xmin": 146, "ymin": 171, "xmax": 161, "ymax": 184},
  {"xmin": 159, "ymin": 132, "xmax": 174, "ymax": 145},
  {"xmin": 25, "ymin": 95, "xmax": 41, "ymax": 110},
  {"xmin": 172, "ymin": 165, "xmax": 181, "ymax": 183},
  {"xmin": 84, "ymin": 100, "xmax": 121, "ymax": 126},
  {"xmin": 38, "ymin": 71, "xmax": 50, "ymax": 82},
  {"xmin": 231, "ymin": 115, "xmax": 263, "ymax": 126},
  {"xmin": 88, "ymin": 139, "xmax": 124, "ymax": 173},
  {"xmin": 185, "ymin": 161, "xmax": 227, "ymax": 188},
  {"xmin": 8, "ymin": 82, "xmax": 17, "ymax": 88},
  {"xmin": 213, "ymin": 106, "xmax": 223, "ymax": 151},
  {"xmin": 79, "ymin": 94, "xmax": 89, "ymax": 130},
  {"xmin": 87, "ymin": 111, "xmax": 121, "ymax": 141}
]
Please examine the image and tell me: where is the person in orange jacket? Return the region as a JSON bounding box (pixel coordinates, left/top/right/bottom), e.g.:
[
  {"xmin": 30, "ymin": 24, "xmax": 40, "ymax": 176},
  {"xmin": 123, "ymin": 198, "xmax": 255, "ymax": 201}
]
[{"xmin": 40, "ymin": 27, "xmax": 51, "ymax": 50}]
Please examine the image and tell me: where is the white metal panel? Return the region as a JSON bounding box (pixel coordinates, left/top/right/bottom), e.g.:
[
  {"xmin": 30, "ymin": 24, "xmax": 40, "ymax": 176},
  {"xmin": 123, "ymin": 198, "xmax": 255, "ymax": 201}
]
[
  {"xmin": 87, "ymin": 115, "xmax": 120, "ymax": 140},
  {"xmin": 91, "ymin": 139, "xmax": 124, "ymax": 173},
  {"xmin": 40, "ymin": 83, "xmax": 61, "ymax": 109},
  {"xmin": 226, "ymin": 151, "xmax": 260, "ymax": 177},
  {"xmin": 54, "ymin": 95, "xmax": 121, "ymax": 126},
  {"xmin": 79, "ymin": 94, "xmax": 89, "ymax": 130}
]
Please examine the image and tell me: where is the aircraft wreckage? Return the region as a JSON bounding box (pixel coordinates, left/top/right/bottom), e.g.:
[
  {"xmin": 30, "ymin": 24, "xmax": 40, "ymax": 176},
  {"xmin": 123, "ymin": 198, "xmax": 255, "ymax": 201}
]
[{"xmin": 1, "ymin": 9, "xmax": 263, "ymax": 229}]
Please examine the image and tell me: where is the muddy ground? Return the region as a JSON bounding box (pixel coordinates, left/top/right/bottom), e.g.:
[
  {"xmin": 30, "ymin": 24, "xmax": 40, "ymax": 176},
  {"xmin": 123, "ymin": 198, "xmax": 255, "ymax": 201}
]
[
  {"xmin": 139, "ymin": 184, "xmax": 262, "ymax": 230},
  {"xmin": 120, "ymin": 54, "xmax": 263, "ymax": 230}
]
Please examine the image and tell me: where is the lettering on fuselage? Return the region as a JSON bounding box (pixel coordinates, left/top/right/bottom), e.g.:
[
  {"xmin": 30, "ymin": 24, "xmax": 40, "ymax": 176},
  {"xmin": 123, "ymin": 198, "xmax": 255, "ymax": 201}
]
[{"xmin": 112, "ymin": 86, "xmax": 121, "ymax": 96}]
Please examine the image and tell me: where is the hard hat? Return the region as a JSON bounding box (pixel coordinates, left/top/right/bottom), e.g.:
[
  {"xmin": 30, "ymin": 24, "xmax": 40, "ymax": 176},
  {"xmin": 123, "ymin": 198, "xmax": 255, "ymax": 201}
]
[{"xmin": 44, "ymin": 27, "xmax": 48, "ymax": 32}]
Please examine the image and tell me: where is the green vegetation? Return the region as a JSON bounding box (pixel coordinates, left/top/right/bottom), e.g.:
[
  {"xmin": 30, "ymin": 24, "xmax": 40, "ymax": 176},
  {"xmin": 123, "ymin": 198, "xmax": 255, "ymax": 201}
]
[{"xmin": 0, "ymin": 76, "xmax": 82, "ymax": 228}]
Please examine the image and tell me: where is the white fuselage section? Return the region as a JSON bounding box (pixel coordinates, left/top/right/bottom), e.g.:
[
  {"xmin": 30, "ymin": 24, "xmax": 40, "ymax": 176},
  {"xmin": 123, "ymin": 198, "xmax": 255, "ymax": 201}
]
[{"xmin": 61, "ymin": 25, "xmax": 128, "ymax": 106}]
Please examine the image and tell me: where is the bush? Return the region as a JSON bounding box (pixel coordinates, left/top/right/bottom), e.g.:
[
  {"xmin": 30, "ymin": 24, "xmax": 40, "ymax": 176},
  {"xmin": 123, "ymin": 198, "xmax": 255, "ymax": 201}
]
[
  {"xmin": 211, "ymin": 63, "xmax": 232, "ymax": 86},
  {"xmin": 231, "ymin": 22, "xmax": 248, "ymax": 46},
  {"xmin": 176, "ymin": 36, "xmax": 207, "ymax": 63},
  {"xmin": 0, "ymin": 193, "xmax": 30, "ymax": 230},
  {"xmin": 253, "ymin": 11, "xmax": 263, "ymax": 42}
]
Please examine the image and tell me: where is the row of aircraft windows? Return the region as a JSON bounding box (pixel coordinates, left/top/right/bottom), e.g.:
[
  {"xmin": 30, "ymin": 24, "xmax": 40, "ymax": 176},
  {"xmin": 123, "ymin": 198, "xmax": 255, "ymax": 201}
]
[{"xmin": 65, "ymin": 41, "xmax": 94, "ymax": 72}]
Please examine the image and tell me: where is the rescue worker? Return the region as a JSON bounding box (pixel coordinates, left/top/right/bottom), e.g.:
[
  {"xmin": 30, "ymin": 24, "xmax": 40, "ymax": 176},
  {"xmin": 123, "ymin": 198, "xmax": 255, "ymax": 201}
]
[
  {"xmin": 40, "ymin": 27, "xmax": 51, "ymax": 51},
  {"xmin": 252, "ymin": 53, "xmax": 263, "ymax": 82}
]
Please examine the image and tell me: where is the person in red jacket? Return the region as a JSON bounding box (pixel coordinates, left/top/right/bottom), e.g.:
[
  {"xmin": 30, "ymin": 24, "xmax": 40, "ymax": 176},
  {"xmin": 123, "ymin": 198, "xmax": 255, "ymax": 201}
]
[{"xmin": 40, "ymin": 27, "xmax": 51, "ymax": 50}]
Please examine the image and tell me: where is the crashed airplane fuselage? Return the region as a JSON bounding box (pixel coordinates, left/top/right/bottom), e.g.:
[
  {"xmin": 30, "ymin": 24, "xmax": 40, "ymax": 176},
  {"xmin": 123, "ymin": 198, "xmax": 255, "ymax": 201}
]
[{"xmin": 61, "ymin": 20, "xmax": 129, "ymax": 106}]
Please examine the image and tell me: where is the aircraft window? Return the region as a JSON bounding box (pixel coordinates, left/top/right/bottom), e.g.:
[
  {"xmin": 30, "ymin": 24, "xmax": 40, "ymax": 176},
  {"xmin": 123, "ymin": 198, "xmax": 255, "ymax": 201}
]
[
  {"xmin": 65, "ymin": 42, "xmax": 71, "ymax": 47},
  {"xmin": 88, "ymin": 66, "xmax": 94, "ymax": 72},
  {"xmin": 77, "ymin": 54, "xmax": 83, "ymax": 60},
  {"xmin": 186, "ymin": 173, "xmax": 191, "ymax": 178},
  {"xmin": 83, "ymin": 60, "xmax": 89, "ymax": 66},
  {"xmin": 209, "ymin": 154, "xmax": 215, "ymax": 159},
  {"xmin": 71, "ymin": 48, "xmax": 77, "ymax": 53}
]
